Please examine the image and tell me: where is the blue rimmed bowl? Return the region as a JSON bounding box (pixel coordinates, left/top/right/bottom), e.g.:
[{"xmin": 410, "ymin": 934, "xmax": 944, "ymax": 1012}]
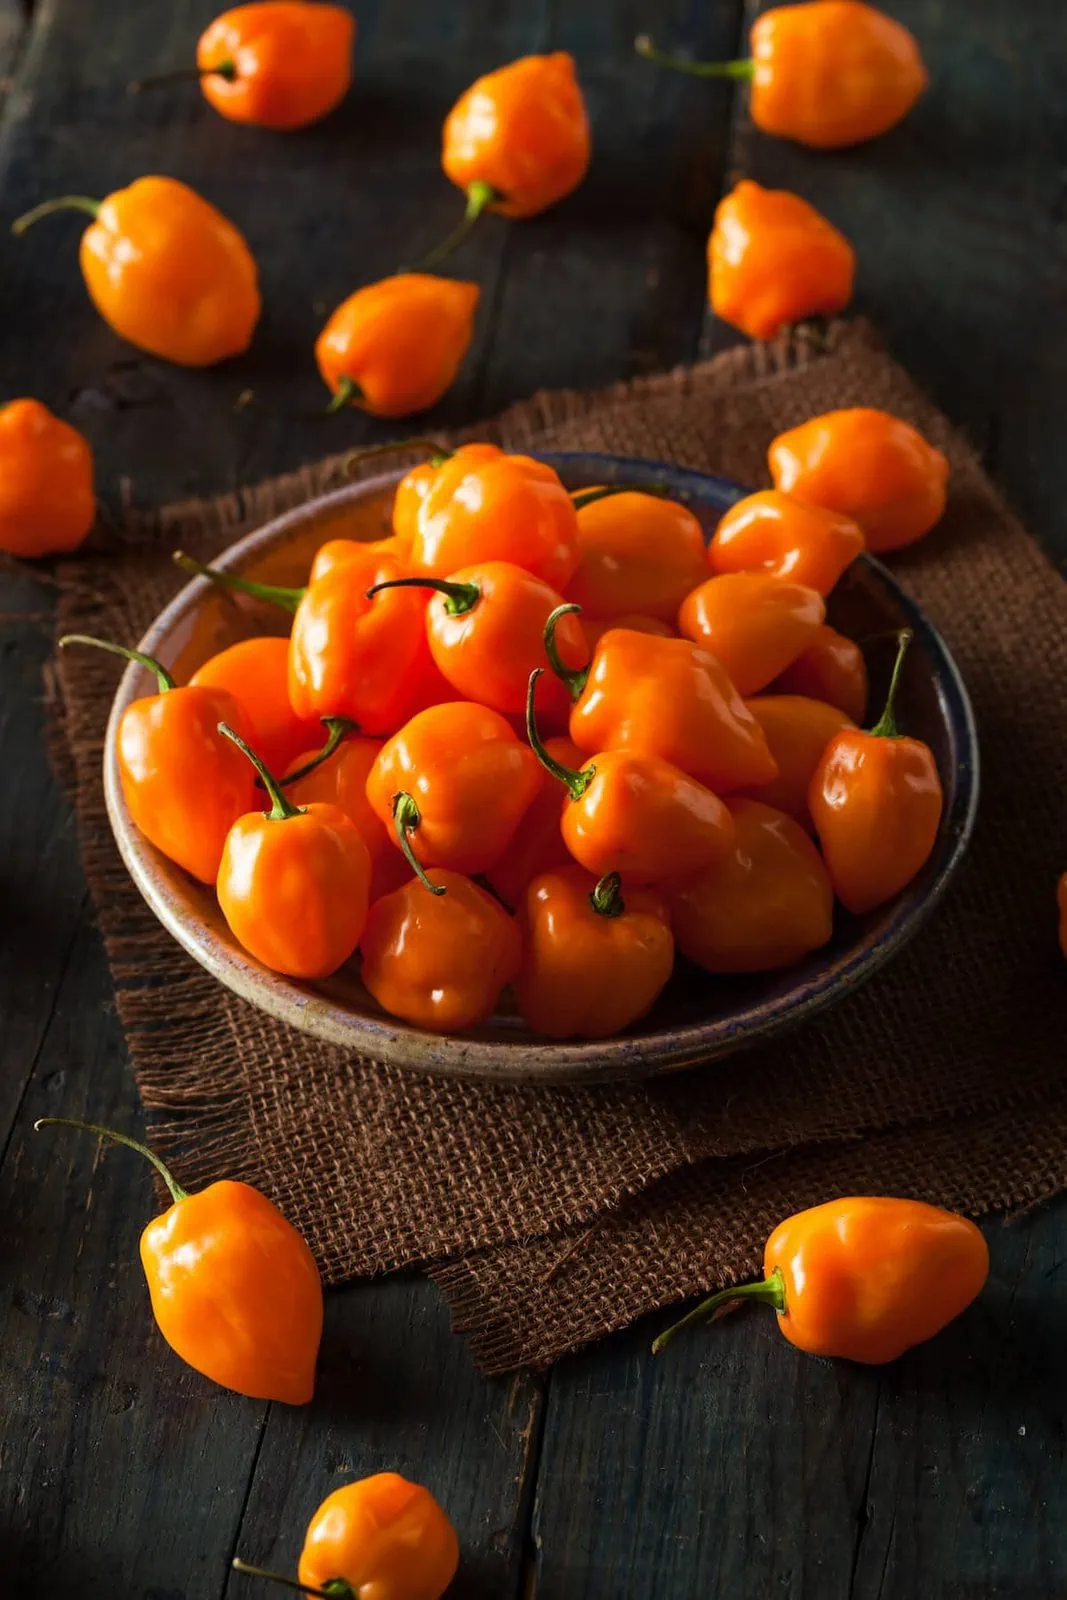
[{"xmin": 102, "ymin": 452, "xmax": 979, "ymax": 1084}]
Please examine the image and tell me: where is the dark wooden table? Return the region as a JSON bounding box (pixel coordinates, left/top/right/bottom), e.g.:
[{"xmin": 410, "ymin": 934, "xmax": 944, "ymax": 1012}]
[{"xmin": 2, "ymin": 2, "xmax": 1065, "ymax": 1595}]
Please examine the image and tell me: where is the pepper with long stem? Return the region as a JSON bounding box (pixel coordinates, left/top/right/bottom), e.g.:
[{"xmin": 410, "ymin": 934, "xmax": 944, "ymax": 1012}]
[
  {"xmin": 366, "ymin": 575, "xmax": 480, "ymax": 616},
  {"xmin": 128, "ymin": 60, "xmax": 237, "ymax": 93},
  {"xmin": 35, "ymin": 1117, "xmax": 188, "ymax": 1203},
  {"xmin": 232, "ymin": 1560, "xmax": 351, "ymax": 1598},
  {"xmin": 218, "ymin": 722, "xmax": 302, "ymax": 821},
  {"xmin": 526, "ymin": 668, "xmax": 594, "ymax": 800},
  {"xmin": 542, "ymin": 602, "xmax": 591, "ymax": 703},
  {"xmin": 392, "ymin": 793, "xmax": 446, "ymax": 896},
  {"xmin": 652, "ymin": 1269, "xmax": 788, "ymax": 1354},
  {"xmin": 634, "ymin": 33, "xmax": 756, "ymax": 81},
  {"xmin": 409, "ymin": 179, "xmax": 498, "ymax": 272},
  {"xmin": 279, "ymin": 717, "xmax": 356, "ymax": 787},
  {"xmin": 343, "ymin": 436, "xmax": 452, "ymax": 476},
  {"xmin": 58, "ymin": 632, "xmax": 176, "ymax": 691},
  {"xmin": 868, "ymin": 628, "xmax": 913, "ymax": 738},
  {"xmin": 173, "ymin": 549, "xmax": 305, "ymax": 614},
  {"xmin": 11, "ymin": 195, "xmax": 101, "ymax": 235}
]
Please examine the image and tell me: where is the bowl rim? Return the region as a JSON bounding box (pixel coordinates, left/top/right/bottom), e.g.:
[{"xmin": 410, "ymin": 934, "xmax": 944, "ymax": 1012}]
[{"xmin": 103, "ymin": 451, "xmax": 980, "ymax": 1084}]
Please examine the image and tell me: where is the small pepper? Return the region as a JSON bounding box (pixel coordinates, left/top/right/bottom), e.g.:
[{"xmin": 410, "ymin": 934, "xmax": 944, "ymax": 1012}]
[
  {"xmin": 366, "ymin": 700, "xmax": 542, "ymax": 885},
  {"xmin": 14, "ymin": 177, "xmax": 260, "ymax": 366},
  {"xmin": 544, "ymin": 607, "xmax": 777, "ymax": 792},
  {"xmin": 678, "ymin": 571, "xmax": 826, "ymax": 696},
  {"xmin": 0, "ymin": 399, "xmax": 95, "ymax": 559},
  {"xmin": 738, "ymin": 694, "xmax": 855, "ymax": 827},
  {"xmin": 315, "ymin": 275, "xmax": 480, "ymax": 418},
  {"xmin": 391, "ymin": 442, "xmax": 502, "ymax": 544},
  {"xmin": 412, "ymin": 452, "xmax": 580, "ymax": 590},
  {"xmin": 707, "ymin": 180, "xmax": 855, "ymax": 341},
  {"xmin": 527, "ymin": 670, "xmax": 735, "ymax": 884},
  {"xmin": 234, "ymin": 1472, "xmax": 460, "ymax": 1600},
  {"xmin": 485, "ymin": 735, "xmax": 584, "ymax": 909},
  {"xmin": 360, "ymin": 869, "xmax": 521, "ymax": 1032},
  {"xmin": 636, "ymin": 3, "xmax": 927, "ymax": 150},
  {"xmin": 809, "ymin": 630, "xmax": 943, "ymax": 913},
  {"xmin": 60, "ymin": 634, "xmax": 255, "ymax": 883},
  {"xmin": 709, "ymin": 488, "xmax": 864, "ymax": 595},
  {"xmin": 36, "ymin": 1118, "xmax": 323, "ymax": 1402},
  {"xmin": 668, "ymin": 797, "xmax": 834, "ymax": 972},
  {"xmin": 583, "ymin": 614, "xmax": 676, "ymax": 648},
  {"xmin": 516, "ymin": 867, "xmax": 674, "ymax": 1039},
  {"xmin": 189, "ymin": 636, "xmax": 322, "ymax": 775},
  {"xmin": 566, "ymin": 490, "xmax": 707, "ymax": 622},
  {"xmin": 1059, "ymin": 873, "xmax": 1067, "ymax": 959},
  {"xmin": 284, "ymin": 734, "xmax": 412, "ymax": 903},
  {"xmin": 217, "ymin": 724, "xmax": 371, "ymax": 980},
  {"xmin": 768, "ymin": 407, "xmax": 950, "ymax": 553},
  {"xmin": 771, "ymin": 622, "xmax": 869, "ymax": 723},
  {"xmin": 652, "ymin": 1196, "xmax": 988, "ymax": 1363}
]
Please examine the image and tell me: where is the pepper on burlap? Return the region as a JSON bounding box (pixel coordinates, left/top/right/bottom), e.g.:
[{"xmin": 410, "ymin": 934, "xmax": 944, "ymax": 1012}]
[{"xmin": 51, "ymin": 321, "xmax": 1067, "ymax": 1374}]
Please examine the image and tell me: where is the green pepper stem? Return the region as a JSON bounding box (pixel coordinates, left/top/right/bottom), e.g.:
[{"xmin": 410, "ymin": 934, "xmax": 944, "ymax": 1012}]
[
  {"xmin": 408, "ymin": 179, "xmax": 498, "ymax": 272},
  {"xmin": 12, "ymin": 195, "xmax": 101, "ymax": 235},
  {"xmin": 366, "ymin": 576, "xmax": 480, "ymax": 616},
  {"xmin": 393, "ymin": 793, "xmax": 446, "ymax": 896},
  {"xmin": 542, "ymin": 603, "xmax": 590, "ymax": 703},
  {"xmin": 325, "ymin": 376, "xmax": 360, "ymax": 416},
  {"xmin": 569, "ymin": 482, "xmax": 671, "ymax": 509},
  {"xmin": 279, "ymin": 718, "xmax": 357, "ymax": 788},
  {"xmin": 526, "ymin": 669, "xmax": 594, "ymax": 801},
  {"xmin": 868, "ymin": 629, "xmax": 913, "ymax": 739},
  {"xmin": 589, "ymin": 872, "xmax": 625, "ymax": 918},
  {"xmin": 128, "ymin": 59, "xmax": 237, "ymax": 93},
  {"xmin": 218, "ymin": 722, "xmax": 301, "ymax": 821},
  {"xmin": 634, "ymin": 35, "xmax": 755, "ymax": 81},
  {"xmin": 231, "ymin": 1559, "xmax": 353, "ymax": 1599},
  {"xmin": 172, "ymin": 550, "xmax": 306, "ymax": 615},
  {"xmin": 58, "ymin": 633, "xmax": 175, "ymax": 694},
  {"xmin": 34, "ymin": 1117, "xmax": 189, "ymax": 1205},
  {"xmin": 343, "ymin": 437, "xmax": 453, "ymax": 476},
  {"xmin": 651, "ymin": 1268, "xmax": 787, "ymax": 1355}
]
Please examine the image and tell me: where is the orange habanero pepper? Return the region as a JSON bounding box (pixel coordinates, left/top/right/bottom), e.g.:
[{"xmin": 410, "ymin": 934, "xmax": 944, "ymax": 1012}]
[
  {"xmin": 234, "ymin": 1472, "xmax": 460, "ymax": 1600},
  {"xmin": 707, "ymin": 180, "xmax": 855, "ymax": 341},
  {"xmin": 516, "ymin": 868, "xmax": 675, "ymax": 1039},
  {"xmin": 566, "ymin": 489, "xmax": 707, "ymax": 622},
  {"xmin": 527, "ymin": 669, "xmax": 735, "ymax": 884},
  {"xmin": 1059, "ymin": 873, "xmax": 1067, "ymax": 959},
  {"xmin": 315, "ymin": 275, "xmax": 480, "ymax": 418},
  {"xmin": 0, "ymin": 399, "xmax": 95, "ymax": 558},
  {"xmin": 389, "ymin": 442, "xmax": 499, "ymax": 544},
  {"xmin": 284, "ymin": 734, "xmax": 411, "ymax": 903},
  {"xmin": 653, "ymin": 1196, "xmax": 988, "ymax": 1364},
  {"xmin": 678, "ymin": 571, "xmax": 825, "ymax": 696},
  {"xmin": 544, "ymin": 606, "xmax": 776, "ymax": 792},
  {"xmin": 769, "ymin": 407, "xmax": 950, "ymax": 553},
  {"xmin": 60, "ymin": 635, "xmax": 255, "ymax": 883},
  {"xmin": 637, "ymin": 2, "xmax": 927, "ymax": 150},
  {"xmin": 217, "ymin": 725, "xmax": 371, "ymax": 980},
  {"xmin": 583, "ymin": 614, "xmax": 676, "ymax": 648},
  {"xmin": 306, "ymin": 531, "xmax": 412, "ymax": 584},
  {"xmin": 194, "ymin": 2, "xmax": 353, "ymax": 129},
  {"xmin": 738, "ymin": 694, "xmax": 856, "ymax": 827},
  {"xmin": 669, "ymin": 798, "xmax": 834, "ymax": 973},
  {"xmin": 14, "ymin": 178, "xmax": 260, "ymax": 366},
  {"xmin": 412, "ymin": 451, "xmax": 580, "ymax": 590},
  {"xmin": 772, "ymin": 623, "xmax": 869, "ymax": 723},
  {"xmin": 709, "ymin": 489, "xmax": 864, "ymax": 595},
  {"xmin": 189, "ymin": 636, "xmax": 322, "ymax": 775},
  {"xmin": 366, "ymin": 701, "xmax": 542, "ymax": 885},
  {"xmin": 485, "ymin": 734, "xmax": 584, "ymax": 909},
  {"xmin": 36, "ymin": 1118, "xmax": 322, "ymax": 1403},
  {"xmin": 361, "ymin": 869, "xmax": 521, "ymax": 1032},
  {"xmin": 809, "ymin": 630, "xmax": 943, "ymax": 914}
]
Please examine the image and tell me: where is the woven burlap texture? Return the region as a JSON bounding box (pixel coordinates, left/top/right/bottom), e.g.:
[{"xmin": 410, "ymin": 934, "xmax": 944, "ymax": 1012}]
[{"xmin": 53, "ymin": 320, "xmax": 1067, "ymax": 1372}]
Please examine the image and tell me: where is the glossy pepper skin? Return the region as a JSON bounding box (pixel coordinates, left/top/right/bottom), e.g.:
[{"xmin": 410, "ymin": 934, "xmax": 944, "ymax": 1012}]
[
  {"xmin": 485, "ymin": 735, "xmax": 584, "ymax": 909},
  {"xmin": 285, "ymin": 735, "xmax": 411, "ymax": 904},
  {"xmin": 361, "ymin": 869, "xmax": 521, "ymax": 1032},
  {"xmin": 61, "ymin": 636, "xmax": 255, "ymax": 883},
  {"xmin": 709, "ymin": 489, "xmax": 864, "ymax": 595},
  {"xmin": 769, "ymin": 408, "xmax": 949, "ymax": 553},
  {"xmin": 443, "ymin": 52, "xmax": 590, "ymax": 219},
  {"xmin": 567, "ymin": 491, "xmax": 706, "ymax": 622},
  {"xmin": 772, "ymin": 622, "xmax": 869, "ymax": 723},
  {"xmin": 366, "ymin": 701, "xmax": 542, "ymax": 879},
  {"xmin": 516, "ymin": 867, "xmax": 674, "ymax": 1039},
  {"xmin": 36, "ymin": 1119, "xmax": 322, "ymax": 1403},
  {"xmin": 583, "ymin": 613, "xmax": 675, "ymax": 648},
  {"xmin": 669, "ymin": 798, "xmax": 834, "ymax": 973},
  {"xmin": 293, "ymin": 1474, "xmax": 460, "ymax": 1600},
  {"xmin": 316, "ymin": 275, "xmax": 479, "ymax": 419},
  {"xmin": 413, "ymin": 451, "xmax": 580, "ymax": 590},
  {"xmin": 678, "ymin": 571, "xmax": 825, "ymax": 696},
  {"xmin": 196, "ymin": 2, "xmax": 355, "ymax": 130},
  {"xmin": 0, "ymin": 399, "xmax": 95, "ymax": 558},
  {"xmin": 189, "ymin": 636, "xmax": 321, "ymax": 775},
  {"xmin": 392, "ymin": 443, "xmax": 502, "ymax": 544},
  {"xmin": 551, "ymin": 617, "xmax": 777, "ymax": 793},
  {"xmin": 217, "ymin": 726, "xmax": 371, "ymax": 980},
  {"xmin": 15, "ymin": 178, "xmax": 260, "ymax": 367},
  {"xmin": 708, "ymin": 180, "xmax": 854, "ymax": 341},
  {"xmin": 654, "ymin": 1197, "xmax": 988, "ymax": 1364},
  {"xmin": 809, "ymin": 632, "xmax": 943, "ymax": 914},
  {"xmin": 739, "ymin": 694, "xmax": 855, "ymax": 827}
]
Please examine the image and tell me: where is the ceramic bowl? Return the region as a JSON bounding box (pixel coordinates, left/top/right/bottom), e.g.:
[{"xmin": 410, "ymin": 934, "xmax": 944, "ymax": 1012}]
[{"xmin": 103, "ymin": 452, "xmax": 979, "ymax": 1084}]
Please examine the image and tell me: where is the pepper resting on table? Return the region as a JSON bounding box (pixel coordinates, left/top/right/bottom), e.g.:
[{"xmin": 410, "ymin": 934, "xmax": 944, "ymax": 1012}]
[
  {"xmin": 0, "ymin": 399, "xmax": 95, "ymax": 558},
  {"xmin": 653, "ymin": 1196, "xmax": 988, "ymax": 1363},
  {"xmin": 35, "ymin": 1118, "xmax": 323, "ymax": 1403},
  {"xmin": 708, "ymin": 488, "xmax": 864, "ymax": 595},
  {"xmin": 14, "ymin": 177, "xmax": 260, "ymax": 366}
]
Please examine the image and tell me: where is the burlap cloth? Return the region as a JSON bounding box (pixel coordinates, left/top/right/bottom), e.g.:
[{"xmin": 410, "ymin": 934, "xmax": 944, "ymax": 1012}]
[{"xmin": 52, "ymin": 320, "xmax": 1067, "ymax": 1373}]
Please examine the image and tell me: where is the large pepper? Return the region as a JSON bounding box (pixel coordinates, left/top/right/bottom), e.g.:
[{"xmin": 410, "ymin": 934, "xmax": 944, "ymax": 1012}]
[
  {"xmin": 708, "ymin": 488, "xmax": 864, "ymax": 595},
  {"xmin": 194, "ymin": 1, "xmax": 354, "ymax": 128},
  {"xmin": 412, "ymin": 451, "xmax": 580, "ymax": 590},
  {"xmin": 678, "ymin": 570, "xmax": 825, "ymax": 696},
  {"xmin": 708, "ymin": 180, "xmax": 854, "ymax": 341},
  {"xmin": 566, "ymin": 489, "xmax": 707, "ymax": 622}
]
